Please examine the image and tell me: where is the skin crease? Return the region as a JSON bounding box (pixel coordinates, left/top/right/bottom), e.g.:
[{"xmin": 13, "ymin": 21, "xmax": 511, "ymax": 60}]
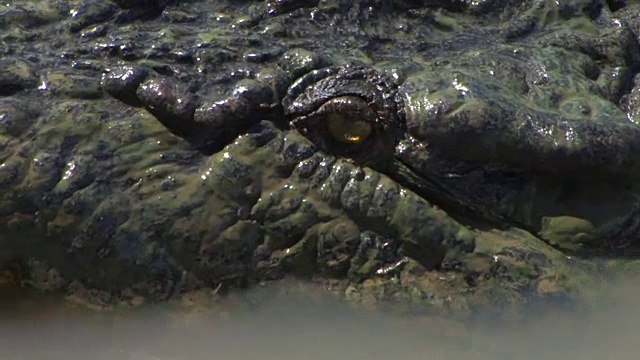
[{"xmin": 0, "ymin": 0, "xmax": 639, "ymax": 314}]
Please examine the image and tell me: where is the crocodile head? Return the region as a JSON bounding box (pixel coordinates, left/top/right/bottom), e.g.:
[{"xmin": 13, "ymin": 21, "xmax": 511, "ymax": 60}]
[{"xmin": 2, "ymin": 0, "xmax": 640, "ymax": 312}]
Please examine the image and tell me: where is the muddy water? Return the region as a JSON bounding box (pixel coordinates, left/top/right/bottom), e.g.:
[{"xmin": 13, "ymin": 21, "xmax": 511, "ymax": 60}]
[{"xmin": 1, "ymin": 281, "xmax": 639, "ymax": 360}]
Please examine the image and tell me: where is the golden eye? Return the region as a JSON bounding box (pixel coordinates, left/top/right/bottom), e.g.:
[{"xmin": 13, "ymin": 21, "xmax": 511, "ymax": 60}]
[
  {"xmin": 326, "ymin": 113, "xmax": 372, "ymax": 143},
  {"xmin": 284, "ymin": 67, "xmax": 403, "ymax": 169},
  {"xmin": 314, "ymin": 96, "xmax": 376, "ymax": 144}
]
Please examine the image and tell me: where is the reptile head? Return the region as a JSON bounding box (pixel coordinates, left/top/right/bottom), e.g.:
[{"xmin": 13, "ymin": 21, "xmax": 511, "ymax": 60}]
[{"xmin": 2, "ymin": 0, "xmax": 640, "ymax": 312}]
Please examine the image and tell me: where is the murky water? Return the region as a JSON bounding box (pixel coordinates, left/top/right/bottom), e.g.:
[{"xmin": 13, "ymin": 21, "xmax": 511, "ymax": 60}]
[{"xmin": 1, "ymin": 280, "xmax": 639, "ymax": 360}]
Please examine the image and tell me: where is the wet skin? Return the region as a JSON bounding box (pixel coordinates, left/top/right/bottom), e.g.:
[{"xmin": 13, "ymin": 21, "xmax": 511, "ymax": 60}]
[{"xmin": 1, "ymin": 0, "xmax": 640, "ymax": 312}]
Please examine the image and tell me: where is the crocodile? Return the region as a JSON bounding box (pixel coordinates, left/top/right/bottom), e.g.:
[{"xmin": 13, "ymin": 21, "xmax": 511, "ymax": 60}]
[{"xmin": 1, "ymin": 0, "xmax": 640, "ymax": 314}]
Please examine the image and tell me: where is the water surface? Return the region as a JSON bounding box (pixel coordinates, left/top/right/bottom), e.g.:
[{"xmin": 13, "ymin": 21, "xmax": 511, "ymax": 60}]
[{"xmin": 1, "ymin": 280, "xmax": 639, "ymax": 360}]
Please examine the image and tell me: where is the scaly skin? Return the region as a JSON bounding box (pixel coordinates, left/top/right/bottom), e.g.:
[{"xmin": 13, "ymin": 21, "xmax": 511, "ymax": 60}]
[{"xmin": 1, "ymin": 0, "xmax": 640, "ymax": 314}]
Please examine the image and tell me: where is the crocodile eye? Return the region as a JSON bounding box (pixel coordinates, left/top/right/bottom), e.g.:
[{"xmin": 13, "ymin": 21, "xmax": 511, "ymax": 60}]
[
  {"xmin": 289, "ymin": 95, "xmax": 388, "ymax": 165},
  {"xmin": 318, "ymin": 97, "xmax": 374, "ymax": 144},
  {"xmin": 283, "ymin": 65, "xmax": 405, "ymax": 169}
]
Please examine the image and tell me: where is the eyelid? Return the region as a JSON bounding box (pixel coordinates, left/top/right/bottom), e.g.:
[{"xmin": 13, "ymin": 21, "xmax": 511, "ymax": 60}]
[{"xmin": 315, "ymin": 96, "xmax": 377, "ymax": 120}]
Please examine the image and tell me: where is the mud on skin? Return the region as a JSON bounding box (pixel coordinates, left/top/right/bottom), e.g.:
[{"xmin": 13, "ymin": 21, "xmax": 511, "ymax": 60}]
[{"xmin": 2, "ymin": 0, "xmax": 640, "ymax": 315}]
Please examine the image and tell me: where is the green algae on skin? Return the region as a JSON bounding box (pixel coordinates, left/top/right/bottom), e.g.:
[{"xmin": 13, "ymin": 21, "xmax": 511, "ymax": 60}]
[{"xmin": 539, "ymin": 216, "xmax": 600, "ymax": 252}]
